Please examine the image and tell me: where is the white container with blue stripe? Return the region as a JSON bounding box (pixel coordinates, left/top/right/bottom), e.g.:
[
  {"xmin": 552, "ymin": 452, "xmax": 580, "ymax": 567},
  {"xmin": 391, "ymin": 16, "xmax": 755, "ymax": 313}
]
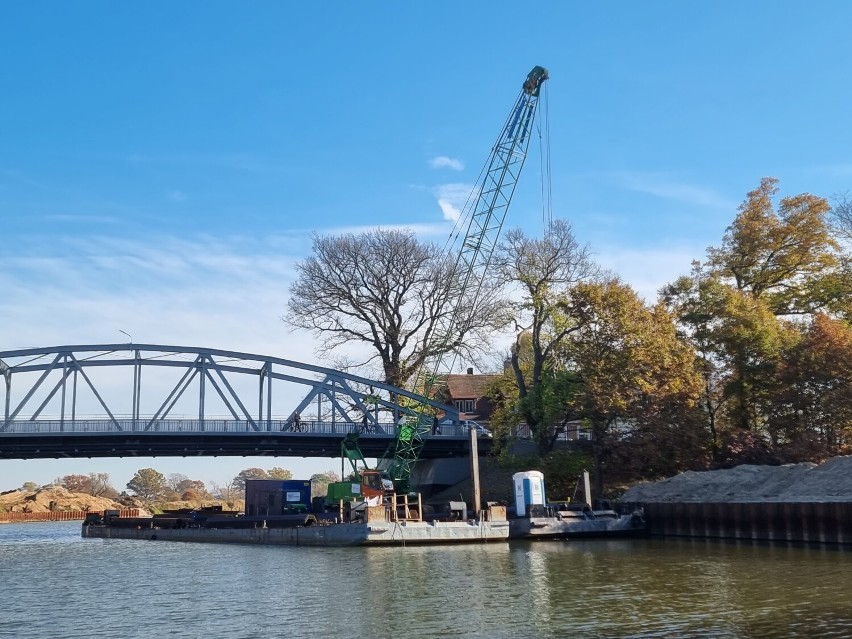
[{"xmin": 512, "ymin": 470, "xmax": 546, "ymax": 517}]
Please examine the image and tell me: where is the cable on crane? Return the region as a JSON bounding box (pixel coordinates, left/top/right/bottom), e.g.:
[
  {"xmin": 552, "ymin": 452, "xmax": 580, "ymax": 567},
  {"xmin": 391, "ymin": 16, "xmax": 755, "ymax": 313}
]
[{"xmin": 537, "ymin": 81, "xmax": 553, "ymax": 229}]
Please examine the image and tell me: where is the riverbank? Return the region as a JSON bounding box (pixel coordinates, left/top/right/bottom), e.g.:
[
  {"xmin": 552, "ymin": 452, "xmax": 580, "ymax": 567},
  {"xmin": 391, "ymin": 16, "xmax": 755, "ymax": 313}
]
[{"xmin": 0, "ymin": 485, "xmax": 241, "ymax": 520}]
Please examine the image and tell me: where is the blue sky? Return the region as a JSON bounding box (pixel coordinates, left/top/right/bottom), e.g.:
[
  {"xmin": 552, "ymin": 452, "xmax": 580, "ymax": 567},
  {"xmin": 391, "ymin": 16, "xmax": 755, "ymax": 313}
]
[{"xmin": 2, "ymin": 2, "xmax": 851, "ymax": 491}]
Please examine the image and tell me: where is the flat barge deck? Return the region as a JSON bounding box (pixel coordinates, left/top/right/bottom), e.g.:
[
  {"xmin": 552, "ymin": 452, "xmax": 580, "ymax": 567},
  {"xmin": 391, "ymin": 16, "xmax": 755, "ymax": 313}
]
[
  {"xmin": 82, "ymin": 507, "xmax": 645, "ymax": 547},
  {"xmin": 83, "ymin": 502, "xmax": 511, "ymax": 547},
  {"xmin": 508, "ymin": 510, "xmax": 645, "ymax": 539},
  {"xmin": 83, "ymin": 518, "xmax": 510, "ymax": 546}
]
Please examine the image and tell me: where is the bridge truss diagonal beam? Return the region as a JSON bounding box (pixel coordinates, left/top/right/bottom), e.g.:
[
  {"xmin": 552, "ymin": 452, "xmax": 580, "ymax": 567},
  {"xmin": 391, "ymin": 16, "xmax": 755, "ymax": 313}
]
[{"xmin": 0, "ymin": 344, "xmax": 460, "ymax": 441}]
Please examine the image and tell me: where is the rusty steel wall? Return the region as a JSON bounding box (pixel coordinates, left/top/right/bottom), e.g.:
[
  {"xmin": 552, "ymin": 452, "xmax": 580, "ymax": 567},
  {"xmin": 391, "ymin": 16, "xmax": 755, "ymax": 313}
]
[{"xmin": 0, "ymin": 508, "xmax": 140, "ymax": 523}]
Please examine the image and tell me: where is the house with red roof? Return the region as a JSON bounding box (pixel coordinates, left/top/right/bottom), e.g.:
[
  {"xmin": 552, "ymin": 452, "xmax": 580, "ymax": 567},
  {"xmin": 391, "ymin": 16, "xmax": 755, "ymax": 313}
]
[{"xmin": 441, "ymin": 367, "xmax": 500, "ymax": 424}]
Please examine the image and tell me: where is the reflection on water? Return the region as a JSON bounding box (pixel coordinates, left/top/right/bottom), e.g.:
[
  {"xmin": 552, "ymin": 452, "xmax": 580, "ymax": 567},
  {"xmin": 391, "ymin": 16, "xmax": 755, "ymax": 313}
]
[{"xmin": 2, "ymin": 523, "xmax": 852, "ymax": 638}]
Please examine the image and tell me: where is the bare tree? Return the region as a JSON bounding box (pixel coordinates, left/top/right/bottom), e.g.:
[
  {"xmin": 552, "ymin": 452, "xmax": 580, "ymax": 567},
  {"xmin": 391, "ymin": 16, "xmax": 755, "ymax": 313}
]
[
  {"xmin": 493, "ymin": 220, "xmax": 598, "ymax": 395},
  {"xmin": 491, "ymin": 219, "xmax": 599, "ymax": 445},
  {"xmin": 59, "ymin": 474, "xmax": 92, "ymax": 494},
  {"xmin": 286, "ymin": 228, "xmax": 506, "ymax": 388},
  {"xmin": 88, "ymin": 472, "xmax": 115, "ymax": 497},
  {"xmin": 209, "ymin": 479, "xmax": 239, "ymax": 502},
  {"xmin": 831, "ymin": 192, "xmax": 852, "ymax": 245},
  {"xmin": 166, "ymin": 473, "xmax": 189, "ymax": 493}
]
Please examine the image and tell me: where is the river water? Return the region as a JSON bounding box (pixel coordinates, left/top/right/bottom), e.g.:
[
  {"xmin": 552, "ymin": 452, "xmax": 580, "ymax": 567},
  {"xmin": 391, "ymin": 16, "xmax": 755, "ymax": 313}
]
[{"xmin": 2, "ymin": 522, "xmax": 852, "ymax": 638}]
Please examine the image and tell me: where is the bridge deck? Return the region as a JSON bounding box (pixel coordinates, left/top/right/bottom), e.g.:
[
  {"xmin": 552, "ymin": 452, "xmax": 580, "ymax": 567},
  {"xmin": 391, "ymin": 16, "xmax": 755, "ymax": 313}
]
[
  {"xmin": 0, "ymin": 344, "xmax": 484, "ymax": 461},
  {"xmin": 0, "ymin": 420, "xmax": 489, "ymax": 460}
]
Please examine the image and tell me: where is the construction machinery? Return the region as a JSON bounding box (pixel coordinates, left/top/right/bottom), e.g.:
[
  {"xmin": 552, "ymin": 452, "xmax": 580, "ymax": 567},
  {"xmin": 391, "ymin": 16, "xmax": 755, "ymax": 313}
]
[
  {"xmin": 325, "ymin": 433, "xmax": 394, "ymax": 508},
  {"xmin": 383, "ymin": 65, "xmax": 549, "ymax": 492}
]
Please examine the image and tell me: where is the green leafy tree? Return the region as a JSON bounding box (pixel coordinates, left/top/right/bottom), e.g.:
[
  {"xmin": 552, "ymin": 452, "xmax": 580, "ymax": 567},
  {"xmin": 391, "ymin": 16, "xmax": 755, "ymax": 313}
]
[
  {"xmin": 562, "ymin": 279, "xmax": 704, "ymax": 494},
  {"xmin": 21, "ymin": 481, "xmax": 38, "ymax": 492},
  {"xmin": 771, "ymin": 314, "xmax": 852, "ymax": 460},
  {"xmin": 664, "ymin": 179, "xmax": 847, "ymax": 464},
  {"xmin": 267, "ymin": 467, "xmax": 293, "ymax": 480},
  {"xmin": 309, "ymin": 471, "xmax": 340, "ymax": 498},
  {"xmin": 232, "ymin": 467, "xmax": 270, "ymax": 491},
  {"xmin": 126, "ymin": 468, "xmax": 167, "ymax": 501},
  {"xmin": 712, "ymin": 287, "xmax": 793, "ymax": 435},
  {"xmin": 662, "ymin": 264, "xmax": 732, "ymax": 456},
  {"xmin": 664, "ymin": 262, "xmax": 797, "ymax": 460},
  {"xmin": 708, "ymin": 177, "xmax": 842, "ymax": 315},
  {"xmin": 486, "ymin": 336, "xmax": 583, "ymax": 454}
]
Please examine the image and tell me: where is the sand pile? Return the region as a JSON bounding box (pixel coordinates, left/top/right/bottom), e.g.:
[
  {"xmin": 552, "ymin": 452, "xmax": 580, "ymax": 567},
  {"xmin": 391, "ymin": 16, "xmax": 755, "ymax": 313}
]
[
  {"xmin": 621, "ymin": 456, "xmax": 852, "ymax": 503},
  {"xmin": 158, "ymin": 499, "xmax": 244, "ymax": 512},
  {"xmin": 0, "ymin": 486, "xmax": 127, "ymax": 513}
]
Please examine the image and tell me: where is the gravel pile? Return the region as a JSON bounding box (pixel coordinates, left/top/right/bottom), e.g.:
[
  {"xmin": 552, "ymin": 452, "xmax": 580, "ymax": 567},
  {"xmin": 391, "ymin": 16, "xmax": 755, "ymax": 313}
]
[
  {"xmin": 0, "ymin": 486, "xmax": 127, "ymax": 513},
  {"xmin": 621, "ymin": 456, "xmax": 852, "ymax": 503}
]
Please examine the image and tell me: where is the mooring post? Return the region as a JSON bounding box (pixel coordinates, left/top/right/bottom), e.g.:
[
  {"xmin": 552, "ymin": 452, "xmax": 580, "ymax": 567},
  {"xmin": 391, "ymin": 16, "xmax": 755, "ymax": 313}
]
[
  {"xmin": 470, "ymin": 427, "xmax": 481, "ymax": 519},
  {"xmin": 583, "ymin": 470, "xmax": 592, "ymax": 509}
]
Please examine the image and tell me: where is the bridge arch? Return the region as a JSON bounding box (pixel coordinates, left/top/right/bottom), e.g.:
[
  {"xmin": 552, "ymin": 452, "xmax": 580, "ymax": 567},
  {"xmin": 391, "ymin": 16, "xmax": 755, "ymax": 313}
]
[{"xmin": 0, "ymin": 344, "xmax": 473, "ymax": 460}]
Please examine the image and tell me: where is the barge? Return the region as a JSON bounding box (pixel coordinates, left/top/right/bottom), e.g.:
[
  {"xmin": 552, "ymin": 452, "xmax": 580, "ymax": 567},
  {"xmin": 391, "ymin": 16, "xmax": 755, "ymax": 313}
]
[
  {"xmin": 507, "ymin": 503, "xmax": 645, "ymax": 540},
  {"xmin": 505, "ymin": 470, "xmax": 645, "ymax": 540},
  {"xmin": 83, "ymin": 517, "xmax": 510, "ymax": 546},
  {"xmin": 81, "ymin": 471, "xmax": 644, "ymax": 547},
  {"xmin": 82, "ymin": 500, "xmax": 510, "ymax": 547}
]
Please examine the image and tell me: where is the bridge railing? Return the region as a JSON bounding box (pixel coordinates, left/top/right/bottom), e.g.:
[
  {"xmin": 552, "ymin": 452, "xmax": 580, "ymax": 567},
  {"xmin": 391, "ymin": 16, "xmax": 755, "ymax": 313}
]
[{"xmin": 0, "ymin": 419, "xmax": 475, "ymax": 437}]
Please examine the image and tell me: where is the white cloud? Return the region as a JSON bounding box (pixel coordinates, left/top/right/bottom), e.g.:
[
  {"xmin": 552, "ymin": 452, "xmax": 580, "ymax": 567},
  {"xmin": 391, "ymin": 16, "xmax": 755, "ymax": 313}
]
[
  {"xmin": 0, "ymin": 230, "xmax": 349, "ymax": 490},
  {"xmin": 429, "ymin": 156, "xmax": 464, "ymax": 171},
  {"xmin": 438, "ymin": 200, "xmax": 462, "ymax": 222},
  {"xmin": 433, "ymin": 182, "xmax": 475, "ymax": 223},
  {"xmin": 0, "ymin": 233, "xmax": 304, "ymax": 354},
  {"xmin": 608, "ymin": 171, "xmax": 737, "ymax": 210},
  {"xmin": 594, "ymin": 243, "xmax": 704, "ymax": 301}
]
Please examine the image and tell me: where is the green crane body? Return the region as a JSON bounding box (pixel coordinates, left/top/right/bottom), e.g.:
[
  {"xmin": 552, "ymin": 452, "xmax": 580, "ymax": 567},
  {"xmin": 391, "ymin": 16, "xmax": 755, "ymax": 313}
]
[{"xmin": 325, "ymin": 433, "xmax": 394, "ymax": 507}]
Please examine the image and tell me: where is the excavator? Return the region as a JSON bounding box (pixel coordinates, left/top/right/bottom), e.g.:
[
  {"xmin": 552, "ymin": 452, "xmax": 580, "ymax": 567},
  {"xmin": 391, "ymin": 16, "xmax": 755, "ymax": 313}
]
[{"xmin": 325, "ymin": 433, "xmax": 394, "ymax": 507}]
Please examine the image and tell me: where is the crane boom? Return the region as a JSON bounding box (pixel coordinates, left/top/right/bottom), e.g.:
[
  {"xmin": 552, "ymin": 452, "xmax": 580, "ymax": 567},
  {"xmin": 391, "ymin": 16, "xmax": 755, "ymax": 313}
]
[{"xmin": 385, "ymin": 66, "xmax": 549, "ymax": 491}]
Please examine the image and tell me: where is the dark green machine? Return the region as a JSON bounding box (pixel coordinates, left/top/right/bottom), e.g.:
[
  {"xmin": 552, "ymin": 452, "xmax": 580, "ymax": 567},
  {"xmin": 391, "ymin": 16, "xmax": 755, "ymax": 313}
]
[{"xmin": 325, "ymin": 433, "xmax": 394, "ymax": 507}]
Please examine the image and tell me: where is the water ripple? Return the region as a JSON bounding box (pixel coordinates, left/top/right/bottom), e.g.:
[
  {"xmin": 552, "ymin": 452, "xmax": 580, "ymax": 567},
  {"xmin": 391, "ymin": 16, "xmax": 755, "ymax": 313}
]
[{"xmin": 2, "ymin": 525, "xmax": 852, "ymax": 638}]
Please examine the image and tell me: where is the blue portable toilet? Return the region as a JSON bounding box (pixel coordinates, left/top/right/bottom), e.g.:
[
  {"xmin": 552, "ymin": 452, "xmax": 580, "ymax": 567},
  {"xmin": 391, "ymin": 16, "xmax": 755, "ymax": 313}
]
[{"xmin": 512, "ymin": 470, "xmax": 546, "ymax": 517}]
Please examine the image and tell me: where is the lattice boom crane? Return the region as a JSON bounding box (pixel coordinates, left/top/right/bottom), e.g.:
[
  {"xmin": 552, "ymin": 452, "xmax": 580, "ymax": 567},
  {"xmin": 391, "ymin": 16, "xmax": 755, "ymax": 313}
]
[{"xmin": 386, "ymin": 65, "xmax": 549, "ymax": 491}]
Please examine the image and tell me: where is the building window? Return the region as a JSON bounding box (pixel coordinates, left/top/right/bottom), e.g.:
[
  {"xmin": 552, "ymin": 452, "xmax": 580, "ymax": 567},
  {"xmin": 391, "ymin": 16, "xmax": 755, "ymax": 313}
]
[{"xmin": 455, "ymin": 399, "xmax": 475, "ymax": 413}]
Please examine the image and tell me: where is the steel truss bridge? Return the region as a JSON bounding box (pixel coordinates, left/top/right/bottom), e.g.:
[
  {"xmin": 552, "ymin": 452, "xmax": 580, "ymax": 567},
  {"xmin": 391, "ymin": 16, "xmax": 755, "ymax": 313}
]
[{"xmin": 0, "ymin": 344, "xmax": 486, "ymax": 461}]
